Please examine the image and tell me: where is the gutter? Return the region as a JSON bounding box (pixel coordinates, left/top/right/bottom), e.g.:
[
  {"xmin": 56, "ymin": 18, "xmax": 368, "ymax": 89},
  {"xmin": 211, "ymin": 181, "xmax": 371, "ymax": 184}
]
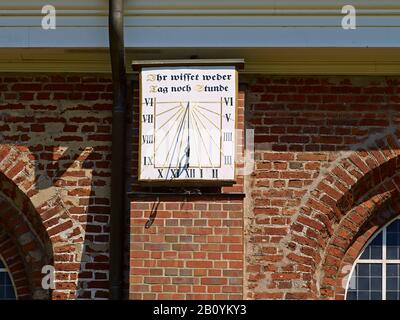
[{"xmin": 108, "ymin": 0, "xmax": 127, "ymax": 300}]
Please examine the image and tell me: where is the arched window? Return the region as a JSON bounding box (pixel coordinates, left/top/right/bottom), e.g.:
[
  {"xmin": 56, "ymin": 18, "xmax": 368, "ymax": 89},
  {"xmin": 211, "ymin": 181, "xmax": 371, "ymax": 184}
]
[
  {"xmin": 346, "ymin": 218, "xmax": 400, "ymax": 300},
  {"xmin": 0, "ymin": 256, "xmax": 17, "ymax": 300}
]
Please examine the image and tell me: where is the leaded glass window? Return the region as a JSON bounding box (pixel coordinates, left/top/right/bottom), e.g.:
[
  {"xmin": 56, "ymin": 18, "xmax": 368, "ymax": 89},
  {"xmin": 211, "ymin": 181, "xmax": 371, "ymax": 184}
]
[
  {"xmin": 0, "ymin": 257, "xmax": 17, "ymax": 300},
  {"xmin": 346, "ymin": 218, "xmax": 400, "ymax": 300}
]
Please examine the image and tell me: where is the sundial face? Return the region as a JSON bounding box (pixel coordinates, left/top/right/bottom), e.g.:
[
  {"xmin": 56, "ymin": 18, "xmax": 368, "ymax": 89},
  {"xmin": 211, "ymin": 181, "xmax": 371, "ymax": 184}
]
[{"xmin": 139, "ymin": 66, "xmax": 237, "ymax": 183}]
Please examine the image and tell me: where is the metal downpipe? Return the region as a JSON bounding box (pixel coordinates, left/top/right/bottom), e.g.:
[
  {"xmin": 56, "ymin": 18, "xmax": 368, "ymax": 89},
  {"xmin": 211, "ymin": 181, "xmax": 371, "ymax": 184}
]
[{"xmin": 108, "ymin": 0, "xmax": 127, "ymax": 300}]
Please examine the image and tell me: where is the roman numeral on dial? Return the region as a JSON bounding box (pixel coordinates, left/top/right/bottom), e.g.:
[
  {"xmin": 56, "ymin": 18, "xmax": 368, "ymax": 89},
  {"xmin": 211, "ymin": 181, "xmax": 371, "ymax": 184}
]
[
  {"xmin": 144, "ymin": 98, "xmax": 154, "ymax": 107},
  {"xmin": 212, "ymin": 169, "xmax": 219, "ymax": 178},
  {"xmin": 225, "ymin": 113, "xmax": 232, "ymax": 122},
  {"xmin": 223, "ymin": 132, "xmax": 233, "ymax": 141},
  {"xmin": 142, "ymin": 135, "xmax": 154, "ymax": 144},
  {"xmin": 143, "ymin": 156, "xmax": 153, "ymax": 165},
  {"xmin": 142, "ymin": 114, "xmax": 153, "ymax": 123},
  {"xmin": 223, "ymin": 97, "xmax": 233, "ymax": 106},
  {"xmin": 224, "ymin": 156, "xmax": 232, "ymax": 165},
  {"xmin": 185, "ymin": 169, "xmax": 195, "ymax": 178}
]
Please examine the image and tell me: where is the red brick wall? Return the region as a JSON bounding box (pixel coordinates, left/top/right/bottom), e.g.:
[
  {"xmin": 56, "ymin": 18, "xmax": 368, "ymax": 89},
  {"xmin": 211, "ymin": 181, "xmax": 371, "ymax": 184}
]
[
  {"xmin": 130, "ymin": 76, "xmax": 400, "ymax": 300},
  {"xmin": 130, "ymin": 199, "xmax": 244, "ymax": 299},
  {"xmin": 2, "ymin": 74, "xmax": 399, "ymax": 300},
  {"xmin": 245, "ymin": 76, "xmax": 400, "ymax": 299},
  {"xmin": 129, "ymin": 89, "xmax": 246, "ymax": 299},
  {"xmin": 0, "ymin": 74, "xmax": 112, "ymax": 299}
]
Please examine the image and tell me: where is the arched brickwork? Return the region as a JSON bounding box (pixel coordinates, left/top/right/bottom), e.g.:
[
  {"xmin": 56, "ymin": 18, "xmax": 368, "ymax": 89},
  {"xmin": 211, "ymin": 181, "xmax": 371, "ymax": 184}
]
[
  {"xmin": 0, "ymin": 227, "xmax": 31, "ymax": 299},
  {"xmin": 323, "ymin": 196, "xmax": 400, "ymax": 299},
  {"xmin": 0, "ymin": 75, "xmax": 114, "ymax": 299},
  {"xmin": 0, "ymin": 193, "xmax": 50, "ymax": 299},
  {"xmin": 287, "ymin": 132, "xmax": 400, "ymax": 299},
  {"xmin": 0, "ymin": 144, "xmax": 85, "ymax": 299}
]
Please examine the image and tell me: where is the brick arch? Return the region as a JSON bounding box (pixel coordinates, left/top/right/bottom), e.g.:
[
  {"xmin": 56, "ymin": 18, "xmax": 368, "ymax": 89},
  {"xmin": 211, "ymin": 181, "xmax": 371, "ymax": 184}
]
[
  {"xmin": 0, "ymin": 166, "xmax": 51, "ymax": 256},
  {"xmin": 0, "ymin": 193, "xmax": 51, "ymax": 299},
  {"xmin": 0, "ymin": 227, "xmax": 31, "ymax": 299},
  {"xmin": 0, "ymin": 145, "xmax": 85, "ymax": 299},
  {"xmin": 287, "ymin": 133, "xmax": 400, "ymax": 298},
  {"xmin": 318, "ymin": 190, "xmax": 400, "ymax": 299}
]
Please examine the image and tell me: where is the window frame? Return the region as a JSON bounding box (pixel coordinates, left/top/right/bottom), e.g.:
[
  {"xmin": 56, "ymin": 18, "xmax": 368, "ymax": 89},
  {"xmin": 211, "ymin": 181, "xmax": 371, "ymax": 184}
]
[
  {"xmin": 345, "ymin": 216, "xmax": 400, "ymax": 300},
  {"xmin": 0, "ymin": 255, "xmax": 18, "ymax": 300}
]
